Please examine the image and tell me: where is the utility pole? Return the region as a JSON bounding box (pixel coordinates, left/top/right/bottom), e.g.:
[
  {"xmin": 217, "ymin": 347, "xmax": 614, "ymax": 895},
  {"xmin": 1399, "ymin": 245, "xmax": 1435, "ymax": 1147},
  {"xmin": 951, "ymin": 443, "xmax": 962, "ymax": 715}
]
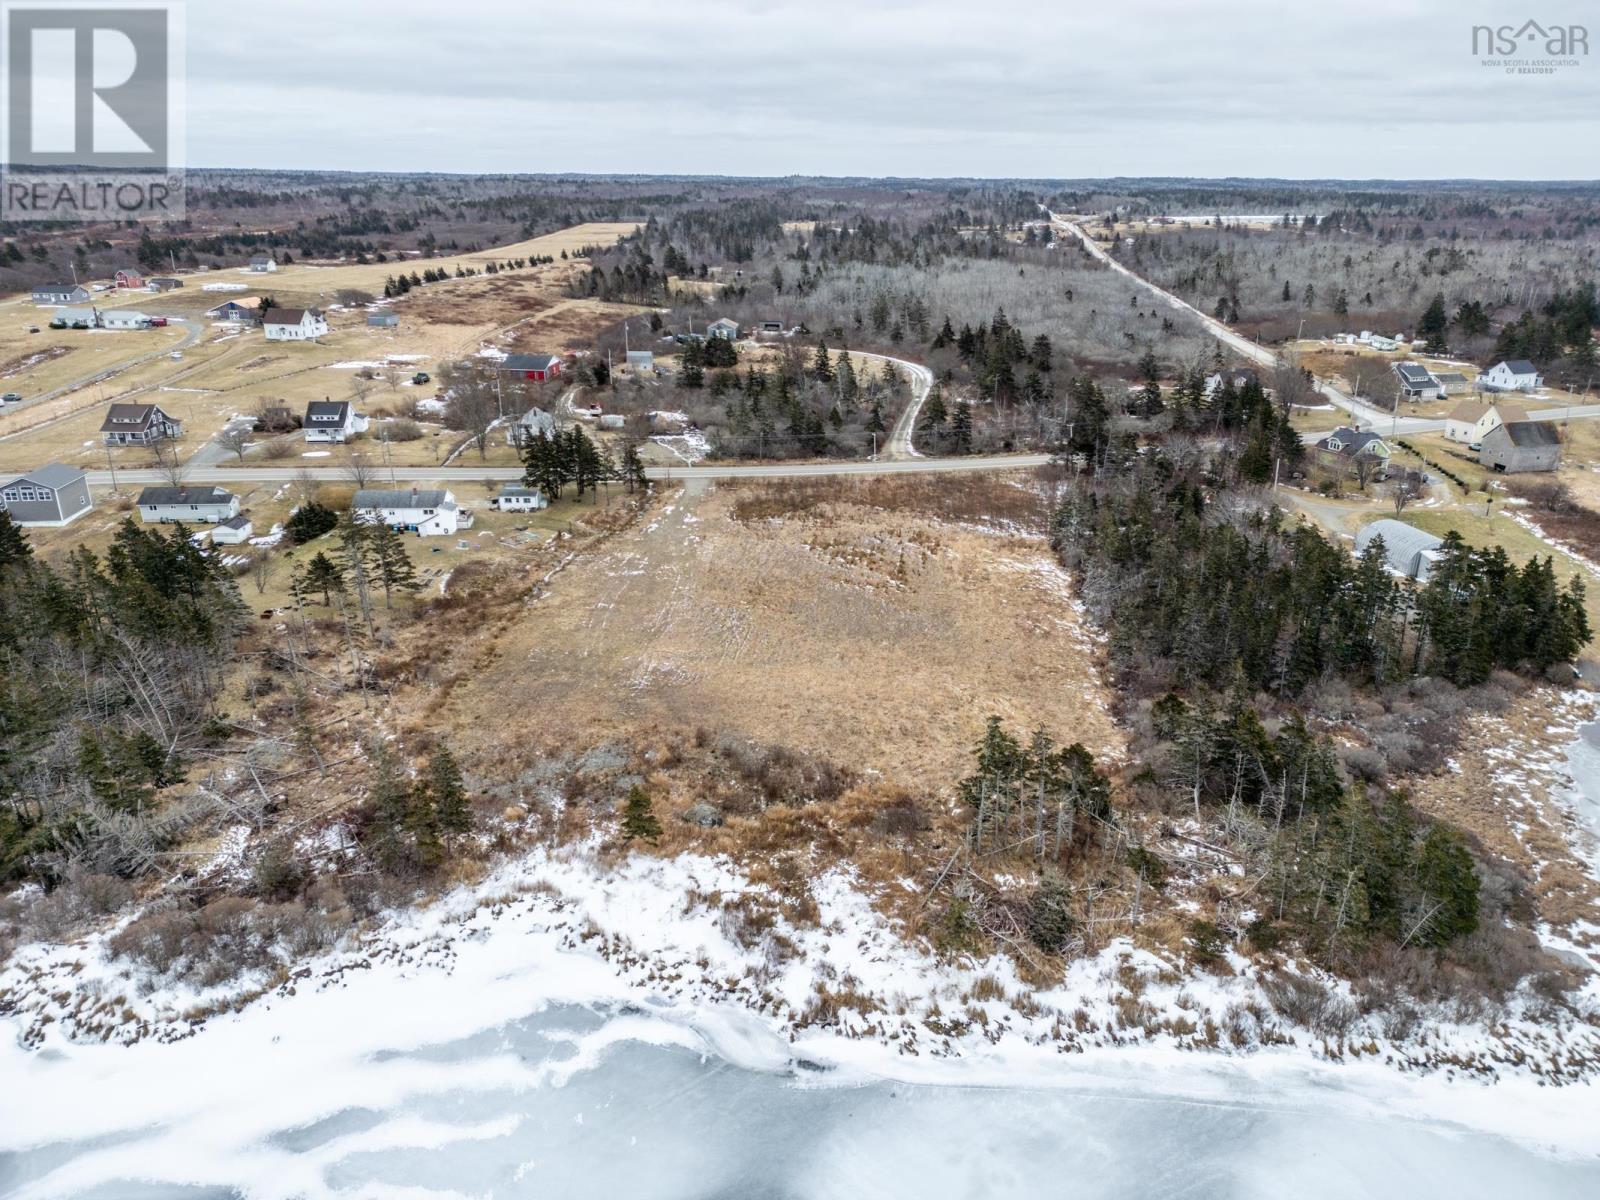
[{"xmin": 104, "ymin": 445, "xmax": 118, "ymax": 492}]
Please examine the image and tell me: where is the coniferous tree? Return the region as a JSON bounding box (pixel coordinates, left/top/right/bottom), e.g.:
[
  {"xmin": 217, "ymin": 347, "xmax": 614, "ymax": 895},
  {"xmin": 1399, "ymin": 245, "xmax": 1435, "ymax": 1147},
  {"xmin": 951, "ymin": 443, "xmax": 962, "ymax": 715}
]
[{"xmin": 621, "ymin": 784, "xmax": 662, "ymax": 842}]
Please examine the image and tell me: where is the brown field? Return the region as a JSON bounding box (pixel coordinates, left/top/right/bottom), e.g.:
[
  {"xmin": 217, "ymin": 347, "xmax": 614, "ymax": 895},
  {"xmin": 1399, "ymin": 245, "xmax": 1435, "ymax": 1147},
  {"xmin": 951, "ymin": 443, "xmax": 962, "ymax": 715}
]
[
  {"xmin": 170, "ymin": 222, "xmax": 640, "ymax": 302},
  {"xmin": 430, "ymin": 474, "xmax": 1124, "ymax": 793},
  {"xmin": 0, "ymin": 238, "xmax": 647, "ymax": 474}
]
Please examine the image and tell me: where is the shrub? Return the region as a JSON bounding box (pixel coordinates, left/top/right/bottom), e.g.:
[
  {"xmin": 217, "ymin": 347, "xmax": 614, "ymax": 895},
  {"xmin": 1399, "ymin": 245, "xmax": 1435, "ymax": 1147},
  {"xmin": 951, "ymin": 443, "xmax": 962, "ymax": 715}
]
[
  {"xmin": 285, "ymin": 502, "xmax": 339, "ymax": 544},
  {"xmin": 378, "ymin": 418, "xmax": 423, "ymax": 443},
  {"xmin": 261, "ymin": 435, "xmax": 295, "ymax": 461}
]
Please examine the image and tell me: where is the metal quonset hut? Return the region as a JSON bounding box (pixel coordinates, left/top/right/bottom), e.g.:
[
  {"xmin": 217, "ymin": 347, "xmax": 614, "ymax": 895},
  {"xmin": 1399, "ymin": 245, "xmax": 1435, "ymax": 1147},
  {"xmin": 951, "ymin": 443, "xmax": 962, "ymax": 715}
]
[{"xmin": 1355, "ymin": 519, "xmax": 1445, "ymax": 582}]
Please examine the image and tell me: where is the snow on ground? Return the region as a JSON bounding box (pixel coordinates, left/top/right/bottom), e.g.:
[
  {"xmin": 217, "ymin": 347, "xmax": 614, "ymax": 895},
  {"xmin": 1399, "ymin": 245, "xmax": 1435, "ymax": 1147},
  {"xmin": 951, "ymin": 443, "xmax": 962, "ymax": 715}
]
[
  {"xmin": 4, "ymin": 840, "xmax": 1600, "ymax": 1200},
  {"xmin": 301, "ymin": 451, "xmax": 331, "ymax": 458},
  {"xmin": 249, "ymin": 523, "xmax": 285, "ymax": 548},
  {"xmin": 1508, "ymin": 512, "xmax": 1600, "ymax": 580},
  {"xmin": 650, "ymin": 430, "xmax": 710, "ymax": 463}
]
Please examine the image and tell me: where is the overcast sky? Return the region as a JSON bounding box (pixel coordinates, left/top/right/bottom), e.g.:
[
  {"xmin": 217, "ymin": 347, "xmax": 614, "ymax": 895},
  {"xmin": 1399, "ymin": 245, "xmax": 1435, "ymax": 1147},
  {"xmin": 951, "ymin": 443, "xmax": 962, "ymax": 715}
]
[{"xmin": 185, "ymin": 0, "xmax": 1600, "ymax": 179}]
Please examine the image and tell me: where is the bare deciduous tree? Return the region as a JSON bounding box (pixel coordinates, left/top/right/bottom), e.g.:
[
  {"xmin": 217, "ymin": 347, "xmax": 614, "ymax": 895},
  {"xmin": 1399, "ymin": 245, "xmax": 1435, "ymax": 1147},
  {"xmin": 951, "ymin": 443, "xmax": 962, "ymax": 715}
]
[
  {"xmin": 341, "ymin": 451, "xmax": 376, "ymax": 487},
  {"xmin": 1390, "ymin": 468, "xmax": 1426, "ymax": 514},
  {"xmin": 248, "ymin": 547, "xmax": 277, "ymax": 595},
  {"xmin": 441, "ymin": 361, "xmax": 500, "ymax": 459},
  {"xmin": 217, "ymin": 424, "xmax": 253, "ymax": 463},
  {"xmin": 152, "ymin": 441, "xmax": 187, "ymax": 486}
]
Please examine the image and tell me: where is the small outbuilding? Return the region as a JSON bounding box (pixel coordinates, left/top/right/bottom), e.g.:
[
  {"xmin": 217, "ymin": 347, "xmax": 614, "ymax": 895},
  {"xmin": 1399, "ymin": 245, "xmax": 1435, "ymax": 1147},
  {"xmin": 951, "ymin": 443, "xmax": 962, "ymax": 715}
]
[
  {"xmin": 367, "ymin": 311, "xmax": 399, "ymax": 327},
  {"xmin": 493, "ymin": 485, "xmax": 549, "ymax": 512},
  {"xmin": 209, "ymin": 515, "xmax": 254, "ymax": 545},
  {"xmin": 1355, "ymin": 519, "xmax": 1446, "ymax": 582}
]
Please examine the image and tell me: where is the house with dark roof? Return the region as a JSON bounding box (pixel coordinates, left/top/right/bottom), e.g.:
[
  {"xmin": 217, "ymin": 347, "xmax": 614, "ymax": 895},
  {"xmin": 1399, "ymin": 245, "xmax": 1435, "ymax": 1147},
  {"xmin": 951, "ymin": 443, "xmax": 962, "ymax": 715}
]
[
  {"xmin": 509, "ymin": 406, "xmax": 556, "ymax": 445},
  {"xmin": 303, "ymin": 399, "xmax": 366, "ymax": 443},
  {"xmin": 1392, "ymin": 362, "xmax": 1441, "ymax": 400},
  {"xmin": 1479, "ymin": 421, "xmax": 1561, "ymax": 473},
  {"xmin": 1431, "ymin": 371, "xmax": 1470, "ymax": 396},
  {"xmin": 352, "ymin": 487, "xmax": 460, "ymax": 536},
  {"xmin": 148, "ymin": 277, "xmax": 183, "ymax": 292},
  {"xmin": 492, "ymin": 353, "xmax": 562, "ymax": 382},
  {"xmin": 0, "ymin": 463, "xmax": 92, "ymax": 527},
  {"xmin": 249, "ymin": 255, "xmax": 277, "ymax": 273},
  {"xmin": 136, "ymin": 486, "xmax": 240, "ymax": 524},
  {"xmin": 1479, "ymin": 360, "xmax": 1542, "ymax": 393},
  {"xmin": 207, "ymin": 297, "xmax": 264, "ymax": 322},
  {"xmin": 263, "ymin": 307, "xmax": 327, "ymax": 341},
  {"xmin": 1314, "ymin": 426, "xmax": 1391, "ymax": 477},
  {"xmin": 707, "ymin": 317, "xmax": 740, "ymax": 340},
  {"xmin": 101, "ymin": 403, "xmax": 181, "ymax": 445},
  {"xmin": 33, "ymin": 284, "xmax": 90, "ymax": 305}
]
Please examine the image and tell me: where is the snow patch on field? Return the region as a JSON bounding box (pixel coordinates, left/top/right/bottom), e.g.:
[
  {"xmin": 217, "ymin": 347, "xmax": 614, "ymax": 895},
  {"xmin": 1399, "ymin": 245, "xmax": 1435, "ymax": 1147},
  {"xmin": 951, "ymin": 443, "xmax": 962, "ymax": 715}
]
[{"xmin": 651, "ymin": 429, "xmax": 710, "ymax": 463}]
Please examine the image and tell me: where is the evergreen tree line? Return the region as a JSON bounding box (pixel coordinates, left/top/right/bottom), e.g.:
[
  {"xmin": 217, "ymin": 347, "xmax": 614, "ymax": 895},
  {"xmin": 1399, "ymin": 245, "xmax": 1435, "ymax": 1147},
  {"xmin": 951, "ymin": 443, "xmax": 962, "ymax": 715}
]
[
  {"xmin": 357, "ymin": 744, "xmax": 473, "ymax": 874},
  {"xmin": 0, "ymin": 516, "xmax": 247, "ymax": 883},
  {"xmin": 1052, "ymin": 464, "xmax": 1589, "ymax": 696},
  {"xmin": 518, "ymin": 425, "xmax": 648, "ymax": 500},
  {"xmin": 711, "ymin": 347, "xmax": 904, "ymax": 459}
]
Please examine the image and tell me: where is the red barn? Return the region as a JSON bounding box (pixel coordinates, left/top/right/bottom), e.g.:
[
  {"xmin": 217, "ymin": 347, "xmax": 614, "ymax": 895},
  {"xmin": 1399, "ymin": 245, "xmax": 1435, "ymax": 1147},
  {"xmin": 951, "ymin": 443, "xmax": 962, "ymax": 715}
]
[
  {"xmin": 114, "ymin": 269, "xmax": 143, "ymax": 289},
  {"xmin": 496, "ymin": 353, "xmax": 562, "ymax": 382}
]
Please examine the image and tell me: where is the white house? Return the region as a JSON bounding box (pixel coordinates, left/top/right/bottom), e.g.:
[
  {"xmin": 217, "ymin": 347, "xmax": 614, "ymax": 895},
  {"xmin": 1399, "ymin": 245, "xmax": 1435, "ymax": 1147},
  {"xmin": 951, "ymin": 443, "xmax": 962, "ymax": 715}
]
[
  {"xmin": 707, "ymin": 317, "xmax": 740, "ymax": 340},
  {"xmin": 303, "ymin": 400, "xmax": 367, "ymax": 443},
  {"xmin": 509, "ymin": 407, "xmax": 556, "ymax": 445},
  {"xmin": 493, "ymin": 485, "xmax": 548, "ymax": 512},
  {"xmin": 1366, "ymin": 334, "xmax": 1402, "ymax": 352},
  {"xmin": 99, "ymin": 309, "xmax": 152, "ymax": 330},
  {"xmin": 352, "ymin": 487, "xmax": 459, "ymax": 536},
  {"xmin": 136, "ymin": 485, "xmax": 241, "ymax": 524},
  {"xmin": 1392, "ymin": 362, "xmax": 1441, "ymax": 400},
  {"xmin": 1479, "ymin": 360, "xmax": 1542, "ymax": 393},
  {"xmin": 263, "ymin": 307, "xmax": 327, "ymax": 341},
  {"xmin": 1443, "ymin": 401, "xmax": 1527, "ymax": 445},
  {"xmin": 249, "ymin": 255, "xmax": 278, "ymax": 273},
  {"xmin": 52, "ymin": 306, "xmax": 99, "ymax": 328},
  {"xmin": 209, "ymin": 515, "xmax": 254, "ymax": 545}
]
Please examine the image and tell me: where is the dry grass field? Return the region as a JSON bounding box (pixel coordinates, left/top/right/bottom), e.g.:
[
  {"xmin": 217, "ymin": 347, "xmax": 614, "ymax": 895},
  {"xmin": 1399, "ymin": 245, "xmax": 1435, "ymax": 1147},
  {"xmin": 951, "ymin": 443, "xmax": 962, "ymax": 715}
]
[
  {"xmin": 179, "ymin": 222, "xmax": 640, "ymax": 302},
  {"xmin": 0, "ymin": 226, "xmax": 648, "ymax": 475},
  {"xmin": 429, "ymin": 474, "xmax": 1124, "ymax": 794}
]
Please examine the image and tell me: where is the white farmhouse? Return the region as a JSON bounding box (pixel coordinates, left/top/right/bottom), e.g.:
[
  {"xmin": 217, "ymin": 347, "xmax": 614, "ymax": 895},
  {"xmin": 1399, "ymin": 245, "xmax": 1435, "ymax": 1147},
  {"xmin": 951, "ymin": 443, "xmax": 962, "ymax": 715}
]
[
  {"xmin": 352, "ymin": 487, "xmax": 459, "ymax": 536},
  {"xmin": 1479, "ymin": 360, "xmax": 1542, "ymax": 393},
  {"xmin": 1443, "ymin": 401, "xmax": 1527, "ymax": 445},
  {"xmin": 263, "ymin": 307, "xmax": 327, "ymax": 341},
  {"xmin": 136, "ymin": 485, "xmax": 241, "ymax": 524},
  {"xmin": 303, "ymin": 400, "xmax": 367, "ymax": 443},
  {"xmin": 249, "ymin": 255, "xmax": 278, "ymax": 273}
]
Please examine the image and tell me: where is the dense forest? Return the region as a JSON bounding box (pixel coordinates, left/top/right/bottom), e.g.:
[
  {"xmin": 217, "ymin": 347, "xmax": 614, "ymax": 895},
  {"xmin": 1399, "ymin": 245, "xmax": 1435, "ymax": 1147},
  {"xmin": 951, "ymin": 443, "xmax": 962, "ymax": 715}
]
[{"xmin": 0, "ymin": 515, "xmax": 247, "ymax": 883}]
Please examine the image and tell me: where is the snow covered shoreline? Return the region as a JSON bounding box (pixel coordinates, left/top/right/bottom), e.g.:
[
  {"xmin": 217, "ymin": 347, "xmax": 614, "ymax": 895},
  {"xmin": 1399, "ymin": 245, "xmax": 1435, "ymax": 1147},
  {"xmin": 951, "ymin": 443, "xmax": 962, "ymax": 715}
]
[{"xmin": 6, "ymin": 833, "xmax": 1600, "ymax": 1197}]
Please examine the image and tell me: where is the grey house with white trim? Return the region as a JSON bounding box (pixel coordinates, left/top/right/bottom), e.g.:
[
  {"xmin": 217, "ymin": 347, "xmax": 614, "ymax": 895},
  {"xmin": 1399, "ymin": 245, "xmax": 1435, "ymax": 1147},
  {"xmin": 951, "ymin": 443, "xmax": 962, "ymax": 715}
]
[
  {"xmin": 101, "ymin": 403, "xmax": 182, "ymax": 445},
  {"xmin": 33, "ymin": 284, "xmax": 89, "ymax": 305},
  {"xmin": 1392, "ymin": 362, "xmax": 1441, "ymax": 400},
  {"xmin": 136, "ymin": 486, "xmax": 241, "ymax": 524},
  {"xmin": 0, "ymin": 463, "xmax": 92, "ymax": 527},
  {"xmin": 352, "ymin": 487, "xmax": 459, "ymax": 536}
]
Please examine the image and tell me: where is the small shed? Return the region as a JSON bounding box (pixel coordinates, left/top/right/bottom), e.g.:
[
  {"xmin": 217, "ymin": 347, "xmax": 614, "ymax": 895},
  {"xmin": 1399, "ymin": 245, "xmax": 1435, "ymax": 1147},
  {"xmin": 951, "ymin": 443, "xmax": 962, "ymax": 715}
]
[
  {"xmin": 626, "ymin": 350, "xmax": 654, "ymax": 372},
  {"xmin": 1355, "ymin": 519, "xmax": 1445, "ymax": 582},
  {"xmin": 367, "ymin": 311, "xmax": 399, "ymax": 327},
  {"xmin": 210, "ymin": 515, "xmax": 254, "ymax": 545}
]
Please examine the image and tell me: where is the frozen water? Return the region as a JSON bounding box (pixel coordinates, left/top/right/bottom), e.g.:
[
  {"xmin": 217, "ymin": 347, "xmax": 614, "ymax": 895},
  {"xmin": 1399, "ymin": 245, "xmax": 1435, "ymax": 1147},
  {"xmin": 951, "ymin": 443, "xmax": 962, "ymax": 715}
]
[{"xmin": 4, "ymin": 1000, "xmax": 1599, "ymax": 1199}]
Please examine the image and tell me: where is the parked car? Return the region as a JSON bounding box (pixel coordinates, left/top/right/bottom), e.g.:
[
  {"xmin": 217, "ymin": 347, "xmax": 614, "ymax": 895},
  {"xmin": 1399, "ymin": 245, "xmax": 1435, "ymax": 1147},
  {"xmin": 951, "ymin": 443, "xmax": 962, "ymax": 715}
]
[
  {"xmin": 0, "ymin": 392, "xmax": 20, "ymax": 406},
  {"xmin": 412, "ymin": 371, "xmax": 430, "ymax": 385},
  {"xmin": 27, "ymin": 326, "xmax": 39, "ymax": 334},
  {"xmin": 170, "ymin": 351, "xmax": 183, "ymax": 361},
  {"xmin": 149, "ymin": 316, "xmax": 168, "ymax": 327}
]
